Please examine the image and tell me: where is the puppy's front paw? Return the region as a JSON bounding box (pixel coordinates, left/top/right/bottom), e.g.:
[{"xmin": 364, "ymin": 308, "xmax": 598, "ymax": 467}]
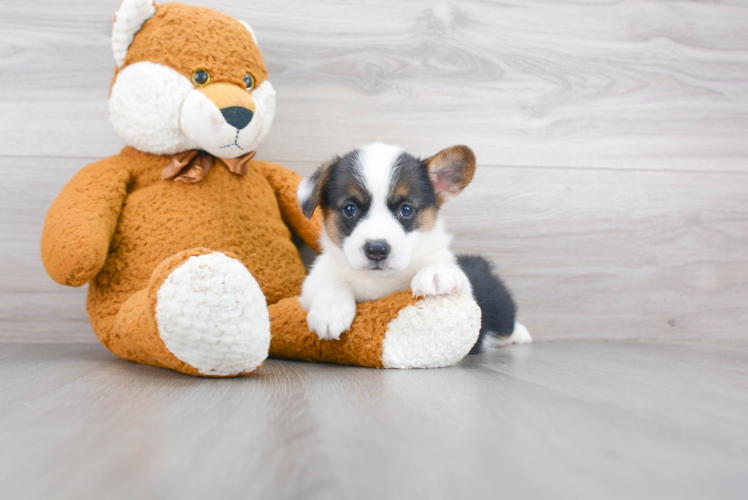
[
  {"xmin": 306, "ymin": 299, "xmax": 357, "ymax": 341},
  {"xmin": 411, "ymin": 263, "xmax": 472, "ymax": 298}
]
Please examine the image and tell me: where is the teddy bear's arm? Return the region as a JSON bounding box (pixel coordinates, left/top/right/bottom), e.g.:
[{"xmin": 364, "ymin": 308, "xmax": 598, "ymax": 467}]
[
  {"xmin": 259, "ymin": 161, "xmax": 323, "ymax": 252},
  {"xmin": 41, "ymin": 156, "xmax": 132, "ymax": 287}
]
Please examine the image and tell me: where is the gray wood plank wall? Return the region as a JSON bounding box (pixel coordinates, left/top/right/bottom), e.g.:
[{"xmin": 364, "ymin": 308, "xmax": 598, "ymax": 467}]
[{"xmin": 1, "ymin": 0, "xmax": 747, "ymax": 342}]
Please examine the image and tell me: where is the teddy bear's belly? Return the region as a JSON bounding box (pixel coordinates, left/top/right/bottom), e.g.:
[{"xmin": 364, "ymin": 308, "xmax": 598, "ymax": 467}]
[{"xmin": 93, "ymin": 168, "xmax": 307, "ymax": 306}]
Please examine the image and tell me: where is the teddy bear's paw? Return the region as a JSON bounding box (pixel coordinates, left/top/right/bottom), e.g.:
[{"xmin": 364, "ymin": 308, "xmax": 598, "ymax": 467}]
[
  {"xmin": 155, "ymin": 252, "xmax": 270, "ymax": 376},
  {"xmin": 381, "ymin": 293, "xmax": 481, "ymax": 369}
]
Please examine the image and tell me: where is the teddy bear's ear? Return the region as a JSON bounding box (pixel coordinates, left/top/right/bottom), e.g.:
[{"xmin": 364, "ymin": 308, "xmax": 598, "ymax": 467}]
[
  {"xmin": 239, "ymin": 20, "xmax": 259, "ymax": 46},
  {"xmin": 112, "ymin": 0, "xmax": 157, "ymax": 68}
]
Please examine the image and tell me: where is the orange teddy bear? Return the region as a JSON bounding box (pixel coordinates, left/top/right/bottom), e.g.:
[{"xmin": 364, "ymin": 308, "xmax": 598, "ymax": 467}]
[{"xmin": 41, "ymin": 0, "xmax": 481, "ymax": 376}]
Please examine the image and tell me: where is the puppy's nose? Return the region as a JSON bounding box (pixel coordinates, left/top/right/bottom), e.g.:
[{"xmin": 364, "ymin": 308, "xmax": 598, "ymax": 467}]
[
  {"xmin": 364, "ymin": 240, "xmax": 390, "ymax": 262},
  {"xmin": 221, "ymin": 106, "xmax": 254, "ymax": 130}
]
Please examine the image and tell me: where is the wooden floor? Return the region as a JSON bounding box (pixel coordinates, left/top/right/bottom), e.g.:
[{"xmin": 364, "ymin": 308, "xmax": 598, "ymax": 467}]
[
  {"xmin": 1, "ymin": 341, "xmax": 747, "ymax": 500},
  {"xmin": 1, "ymin": 1, "xmax": 747, "ymax": 498}
]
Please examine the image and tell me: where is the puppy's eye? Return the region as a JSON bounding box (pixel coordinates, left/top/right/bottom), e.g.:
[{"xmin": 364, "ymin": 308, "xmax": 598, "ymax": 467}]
[
  {"xmin": 244, "ymin": 74, "xmax": 254, "ymax": 91},
  {"xmin": 399, "ymin": 202, "xmax": 414, "ymax": 218},
  {"xmin": 192, "ymin": 69, "xmax": 211, "ymax": 86},
  {"xmin": 342, "ymin": 203, "xmax": 358, "ymax": 218}
]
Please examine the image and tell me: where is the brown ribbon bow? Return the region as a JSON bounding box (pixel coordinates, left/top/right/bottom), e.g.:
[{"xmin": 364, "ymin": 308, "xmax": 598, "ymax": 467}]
[{"xmin": 162, "ymin": 150, "xmax": 257, "ymax": 183}]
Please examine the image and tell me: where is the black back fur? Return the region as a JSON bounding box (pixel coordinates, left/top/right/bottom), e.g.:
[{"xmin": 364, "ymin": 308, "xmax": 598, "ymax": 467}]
[{"xmin": 457, "ymin": 255, "xmax": 517, "ymax": 354}]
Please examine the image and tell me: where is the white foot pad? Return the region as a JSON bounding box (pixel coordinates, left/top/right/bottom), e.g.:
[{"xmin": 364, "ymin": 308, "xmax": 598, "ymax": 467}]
[
  {"xmin": 155, "ymin": 253, "xmax": 270, "ymax": 376},
  {"xmin": 381, "ymin": 293, "xmax": 481, "ymax": 369}
]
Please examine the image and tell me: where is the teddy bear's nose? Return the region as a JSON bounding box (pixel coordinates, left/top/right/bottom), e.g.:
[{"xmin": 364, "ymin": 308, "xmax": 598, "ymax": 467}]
[{"xmin": 220, "ymin": 106, "xmax": 254, "ymax": 130}]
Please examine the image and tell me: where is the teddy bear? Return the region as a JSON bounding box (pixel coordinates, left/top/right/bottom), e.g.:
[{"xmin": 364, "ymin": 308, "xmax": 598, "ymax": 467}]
[{"xmin": 40, "ymin": 0, "xmax": 481, "ymax": 377}]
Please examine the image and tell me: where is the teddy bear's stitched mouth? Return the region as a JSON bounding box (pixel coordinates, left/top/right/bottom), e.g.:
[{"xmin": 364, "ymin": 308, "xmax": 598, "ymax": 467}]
[{"xmin": 219, "ymin": 129, "xmax": 244, "ymax": 151}]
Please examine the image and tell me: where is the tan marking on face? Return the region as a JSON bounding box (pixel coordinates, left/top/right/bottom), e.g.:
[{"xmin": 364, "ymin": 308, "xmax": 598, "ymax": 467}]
[
  {"xmin": 347, "ymin": 186, "xmax": 365, "ymax": 201},
  {"xmin": 416, "ymin": 206, "xmax": 437, "ymax": 231},
  {"xmin": 322, "ymin": 208, "xmax": 342, "ymax": 246},
  {"xmin": 394, "ymin": 185, "xmax": 410, "ymax": 199}
]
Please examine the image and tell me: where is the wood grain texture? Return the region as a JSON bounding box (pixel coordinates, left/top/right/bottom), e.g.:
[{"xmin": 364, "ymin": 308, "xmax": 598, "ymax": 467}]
[
  {"xmin": 1, "ymin": 0, "xmax": 747, "ymax": 342},
  {"xmin": 0, "ymin": 0, "xmax": 747, "ymax": 170},
  {"xmin": 4, "ymin": 156, "xmax": 747, "ymax": 342},
  {"xmin": 1, "ymin": 341, "xmax": 747, "ymax": 500},
  {"xmin": 444, "ymin": 165, "xmax": 748, "ymax": 341}
]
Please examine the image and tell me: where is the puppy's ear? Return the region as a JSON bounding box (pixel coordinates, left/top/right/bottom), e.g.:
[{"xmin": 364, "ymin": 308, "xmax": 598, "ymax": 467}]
[
  {"xmin": 424, "ymin": 145, "xmax": 476, "ymax": 205},
  {"xmin": 298, "ymin": 158, "xmax": 337, "ymax": 219}
]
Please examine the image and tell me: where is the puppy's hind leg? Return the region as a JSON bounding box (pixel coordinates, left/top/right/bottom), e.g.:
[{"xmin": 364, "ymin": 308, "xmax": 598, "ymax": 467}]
[{"xmin": 456, "ymin": 255, "xmax": 531, "ymax": 354}]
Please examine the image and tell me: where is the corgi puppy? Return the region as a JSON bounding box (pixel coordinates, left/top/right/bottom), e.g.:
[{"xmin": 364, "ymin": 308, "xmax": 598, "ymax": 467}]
[{"xmin": 297, "ymin": 143, "xmax": 531, "ymax": 352}]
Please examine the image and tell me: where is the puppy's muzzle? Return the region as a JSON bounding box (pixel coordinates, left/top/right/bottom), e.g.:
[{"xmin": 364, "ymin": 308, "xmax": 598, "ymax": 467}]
[{"xmin": 364, "ymin": 240, "xmax": 390, "ymax": 262}]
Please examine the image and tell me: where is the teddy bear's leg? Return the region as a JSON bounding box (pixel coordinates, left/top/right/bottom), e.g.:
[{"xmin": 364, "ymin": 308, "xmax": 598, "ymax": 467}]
[
  {"xmin": 268, "ymin": 291, "xmax": 481, "ymax": 369},
  {"xmin": 108, "ymin": 248, "xmax": 270, "ymax": 376}
]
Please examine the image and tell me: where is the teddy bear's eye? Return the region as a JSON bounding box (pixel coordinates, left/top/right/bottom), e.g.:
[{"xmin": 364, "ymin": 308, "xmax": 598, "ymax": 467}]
[
  {"xmin": 192, "ymin": 69, "xmax": 211, "ymax": 87},
  {"xmin": 244, "ymin": 74, "xmax": 254, "ymax": 91}
]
